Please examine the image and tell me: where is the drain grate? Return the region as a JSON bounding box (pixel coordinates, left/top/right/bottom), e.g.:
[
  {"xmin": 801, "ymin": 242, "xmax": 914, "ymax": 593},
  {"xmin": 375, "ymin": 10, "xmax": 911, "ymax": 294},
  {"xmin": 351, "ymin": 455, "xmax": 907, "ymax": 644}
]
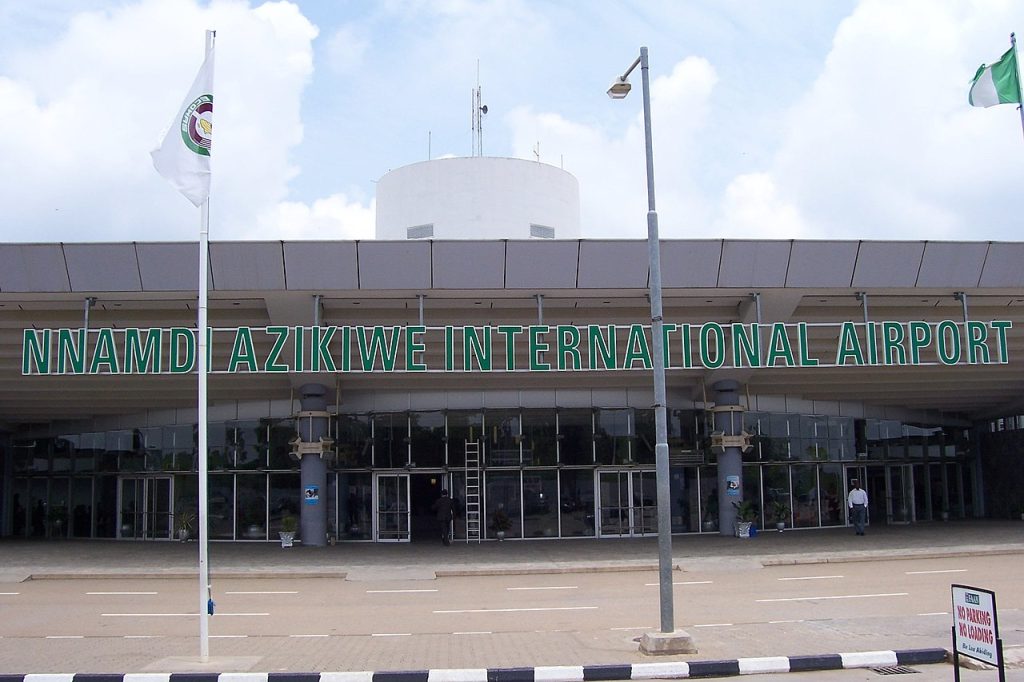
[{"xmin": 872, "ymin": 666, "xmax": 920, "ymax": 675}]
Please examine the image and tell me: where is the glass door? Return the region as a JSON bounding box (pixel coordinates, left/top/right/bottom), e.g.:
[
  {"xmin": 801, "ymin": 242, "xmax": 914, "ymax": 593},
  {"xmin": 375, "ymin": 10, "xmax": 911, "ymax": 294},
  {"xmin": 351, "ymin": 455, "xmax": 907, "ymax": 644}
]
[
  {"xmin": 597, "ymin": 470, "xmax": 656, "ymax": 537},
  {"xmin": 118, "ymin": 476, "xmax": 173, "ymax": 540},
  {"xmin": 375, "ymin": 473, "xmax": 410, "ymax": 542},
  {"xmin": 889, "ymin": 464, "xmax": 913, "ymax": 523}
]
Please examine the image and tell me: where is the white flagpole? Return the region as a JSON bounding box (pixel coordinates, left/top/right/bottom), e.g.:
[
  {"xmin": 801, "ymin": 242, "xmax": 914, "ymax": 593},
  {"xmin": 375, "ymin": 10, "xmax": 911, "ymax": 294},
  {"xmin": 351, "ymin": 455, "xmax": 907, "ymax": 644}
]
[{"xmin": 197, "ymin": 28, "xmax": 215, "ymax": 662}]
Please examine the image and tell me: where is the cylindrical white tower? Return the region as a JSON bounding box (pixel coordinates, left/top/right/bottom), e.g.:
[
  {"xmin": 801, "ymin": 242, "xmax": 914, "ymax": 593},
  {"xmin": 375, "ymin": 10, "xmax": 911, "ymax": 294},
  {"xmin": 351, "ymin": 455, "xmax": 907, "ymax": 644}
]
[{"xmin": 375, "ymin": 157, "xmax": 580, "ymax": 240}]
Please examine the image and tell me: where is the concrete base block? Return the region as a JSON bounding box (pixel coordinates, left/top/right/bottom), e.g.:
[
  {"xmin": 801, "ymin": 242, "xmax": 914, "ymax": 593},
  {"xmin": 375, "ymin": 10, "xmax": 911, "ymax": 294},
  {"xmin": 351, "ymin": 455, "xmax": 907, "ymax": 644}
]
[{"xmin": 639, "ymin": 629, "xmax": 698, "ymax": 655}]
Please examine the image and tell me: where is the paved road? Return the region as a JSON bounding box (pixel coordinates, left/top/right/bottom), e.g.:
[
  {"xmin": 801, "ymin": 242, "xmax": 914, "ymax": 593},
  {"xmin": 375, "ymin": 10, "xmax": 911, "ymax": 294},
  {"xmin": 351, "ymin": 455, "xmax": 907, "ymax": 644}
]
[{"xmin": 1, "ymin": 553, "xmax": 1022, "ymax": 674}]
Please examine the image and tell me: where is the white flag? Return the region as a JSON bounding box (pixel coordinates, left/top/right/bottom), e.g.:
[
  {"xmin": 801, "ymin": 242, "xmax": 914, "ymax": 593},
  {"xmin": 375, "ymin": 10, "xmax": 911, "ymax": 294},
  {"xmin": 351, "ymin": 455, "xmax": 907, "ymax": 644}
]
[{"xmin": 151, "ymin": 33, "xmax": 214, "ymax": 206}]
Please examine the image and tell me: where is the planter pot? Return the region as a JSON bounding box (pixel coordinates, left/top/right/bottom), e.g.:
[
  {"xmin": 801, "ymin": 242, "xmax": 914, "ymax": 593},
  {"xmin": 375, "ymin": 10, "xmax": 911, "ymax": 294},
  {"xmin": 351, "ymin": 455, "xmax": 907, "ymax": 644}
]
[
  {"xmin": 177, "ymin": 528, "xmax": 190, "ymax": 542},
  {"xmin": 496, "ymin": 530, "xmax": 506, "ymax": 541},
  {"xmin": 279, "ymin": 531, "xmax": 295, "ymax": 548},
  {"xmin": 735, "ymin": 521, "xmax": 753, "ymax": 538},
  {"xmin": 776, "ymin": 522, "xmax": 785, "ymax": 532},
  {"xmin": 702, "ymin": 520, "xmax": 717, "ymax": 533}
]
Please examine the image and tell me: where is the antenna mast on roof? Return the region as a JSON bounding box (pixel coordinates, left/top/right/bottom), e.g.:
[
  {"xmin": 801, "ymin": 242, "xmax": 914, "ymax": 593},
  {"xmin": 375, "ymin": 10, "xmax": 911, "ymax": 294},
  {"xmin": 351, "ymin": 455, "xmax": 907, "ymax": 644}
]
[{"xmin": 471, "ymin": 60, "xmax": 488, "ymax": 156}]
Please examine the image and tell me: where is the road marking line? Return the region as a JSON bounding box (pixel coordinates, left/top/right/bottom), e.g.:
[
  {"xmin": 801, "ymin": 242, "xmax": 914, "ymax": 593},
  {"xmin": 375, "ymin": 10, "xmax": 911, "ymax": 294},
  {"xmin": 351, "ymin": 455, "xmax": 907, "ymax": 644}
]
[
  {"xmin": 757, "ymin": 592, "xmax": 908, "ymax": 603},
  {"xmin": 453, "ymin": 631, "xmax": 492, "ymax": 635},
  {"xmin": 366, "ymin": 589, "xmax": 439, "ymax": 593},
  {"xmin": 0, "ymin": 592, "xmax": 20, "ymax": 595},
  {"xmin": 905, "ymin": 569, "xmax": 967, "ymax": 575},
  {"xmin": 45, "ymin": 635, "xmax": 84, "ymax": 639},
  {"xmin": 644, "ymin": 581, "xmax": 712, "ymax": 586},
  {"xmin": 769, "ymin": 620, "xmax": 804, "ymax": 624},
  {"xmin": 101, "ymin": 612, "xmax": 270, "ymax": 617},
  {"xmin": 124, "ymin": 635, "xmax": 161, "ymax": 639},
  {"xmin": 371, "ymin": 633, "xmax": 411, "ymax": 637},
  {"xmin": 225, "ymin": 591, "xmax": 298, "ymax": 595},
  {"xmin": 610, "ymin": 626, "xmax": 653, "ymax": 631},
  {"xmin": 919, "ymin": 612, "xmax": 949, "ymax": 616},
  {"xmin": 434, "ymin": 606, "xmax": 598, "ymax": 614},
  {"xmin": 507, "ymin": 586, "xmax": 578, "ymax": 591},
  {"xmin": 693, "ymin": 623, "xmax": 733, "ymax": 628},
  {"xmin": 290, "ymin": 634, "xmax": 329, "ymax": 638},
  {"xmin": 87, "ymin": 591, "xmax": 157, "ymax": 595},
  {"xmin": 210, "ymin": 635, "xmax": 248, "ymax": 638},
  {"xmin": 777, "ymin": 575, "xmax": 843, "ymax": 581}
]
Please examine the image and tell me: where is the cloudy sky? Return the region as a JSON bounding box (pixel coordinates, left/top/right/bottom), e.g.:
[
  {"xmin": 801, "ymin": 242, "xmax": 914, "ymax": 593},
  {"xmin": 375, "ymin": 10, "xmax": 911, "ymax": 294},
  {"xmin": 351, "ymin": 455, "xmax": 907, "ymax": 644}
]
[{"xmin": 0, "ymin": 0, "xmax": 1021, "ymax": 243}]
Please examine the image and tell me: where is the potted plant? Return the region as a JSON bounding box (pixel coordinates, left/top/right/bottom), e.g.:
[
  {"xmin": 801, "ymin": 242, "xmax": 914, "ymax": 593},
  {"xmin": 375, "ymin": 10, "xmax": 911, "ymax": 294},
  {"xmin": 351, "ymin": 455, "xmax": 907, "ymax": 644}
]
[
  {"xmin": 771, "ymin": 500, "xmax": 790, "ymax": 532},
  {"xmin": 279, "ymin": 514, "xmax": 298, "ymax": 548},
  {"xmin": 46, "ymin": 505, "xmax": 68, "ymax": 539},
  {"xmin": 732, "ymin": 499, "xmax": 758, "ymax": 538},
  {"xmin": 491, "ymin": 508, "xmax": 512, "ymax": 540},
  {"xmin": 175, "ymin": 508, "xmax": 197, "ymax": 542}
]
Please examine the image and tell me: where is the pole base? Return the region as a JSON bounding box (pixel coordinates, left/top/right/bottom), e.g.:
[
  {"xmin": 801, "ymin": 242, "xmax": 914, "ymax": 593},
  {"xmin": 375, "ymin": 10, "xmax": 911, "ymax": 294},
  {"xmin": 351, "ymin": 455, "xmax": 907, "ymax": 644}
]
[{"xmin": 639, "ymin": 629, "xmax": 698, "ymax": 655}]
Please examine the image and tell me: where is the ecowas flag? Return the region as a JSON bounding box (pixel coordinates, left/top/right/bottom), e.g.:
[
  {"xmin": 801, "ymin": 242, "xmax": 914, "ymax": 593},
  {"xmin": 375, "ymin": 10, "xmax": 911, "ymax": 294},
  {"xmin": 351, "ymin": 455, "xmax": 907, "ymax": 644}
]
[
  {"xmin": 968, "ymin": 46, "xmax": 1021, "ymax": 108},
  {"xmin": 151, "ymin": 36, "xmax": 215, "ymax": 206}
]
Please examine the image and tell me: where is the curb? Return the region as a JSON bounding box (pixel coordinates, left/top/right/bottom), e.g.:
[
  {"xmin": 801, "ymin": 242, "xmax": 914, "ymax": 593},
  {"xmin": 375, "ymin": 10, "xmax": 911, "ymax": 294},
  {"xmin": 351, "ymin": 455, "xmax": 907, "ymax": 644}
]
[{"xmin": 0, "ymin": 648, "xmax": 949, "ymax": 681}]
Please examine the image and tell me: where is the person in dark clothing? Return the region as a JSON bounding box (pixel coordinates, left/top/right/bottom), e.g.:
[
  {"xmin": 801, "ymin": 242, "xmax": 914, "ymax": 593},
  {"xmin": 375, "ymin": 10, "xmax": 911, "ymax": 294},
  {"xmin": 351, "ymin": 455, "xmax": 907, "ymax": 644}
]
[{"xmin": 432, "ymin": 489, "xmax": 455, "ymax": 545}]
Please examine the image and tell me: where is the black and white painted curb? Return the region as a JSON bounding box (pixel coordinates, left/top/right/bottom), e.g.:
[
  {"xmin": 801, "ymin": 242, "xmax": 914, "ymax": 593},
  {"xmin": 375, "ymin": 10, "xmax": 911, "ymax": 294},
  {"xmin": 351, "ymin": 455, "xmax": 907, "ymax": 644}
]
[{"xmin": 0, "ymin": 648, "xmax": 949, "ymax": 681}]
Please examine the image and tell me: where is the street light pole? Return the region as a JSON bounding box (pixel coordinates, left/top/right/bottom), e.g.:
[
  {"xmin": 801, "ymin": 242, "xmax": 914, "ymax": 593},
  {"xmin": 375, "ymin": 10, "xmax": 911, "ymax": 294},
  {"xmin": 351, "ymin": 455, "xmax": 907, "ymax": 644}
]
[{"xmin": 609, "ymin": 46, "xmax": 675, "ymax": 635}]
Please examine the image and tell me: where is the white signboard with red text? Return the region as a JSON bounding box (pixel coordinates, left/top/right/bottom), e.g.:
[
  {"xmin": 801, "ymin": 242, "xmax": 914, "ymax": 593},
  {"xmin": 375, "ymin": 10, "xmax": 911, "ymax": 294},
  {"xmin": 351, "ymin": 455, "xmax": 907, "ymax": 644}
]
[{"xmin": 951, "ymin": 584, "xmax": 999, "ymax": 666}]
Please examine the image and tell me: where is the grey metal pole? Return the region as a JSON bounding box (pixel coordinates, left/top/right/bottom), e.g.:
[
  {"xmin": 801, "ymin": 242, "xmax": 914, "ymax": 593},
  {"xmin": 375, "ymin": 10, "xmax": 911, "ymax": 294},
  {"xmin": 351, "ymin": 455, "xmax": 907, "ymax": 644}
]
[{"xmin": 639, "ymin": 46, "xmax": 675, "ymax": 634}]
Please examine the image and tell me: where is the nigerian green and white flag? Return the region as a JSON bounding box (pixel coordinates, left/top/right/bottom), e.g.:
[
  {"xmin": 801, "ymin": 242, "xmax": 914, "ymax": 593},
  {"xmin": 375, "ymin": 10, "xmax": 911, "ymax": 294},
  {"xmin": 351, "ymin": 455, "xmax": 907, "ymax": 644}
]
[
  {"xmin": 151, "ymin": 36, "xmax": 214, "ymax": 206},
  {"xmin": 968, "ymin": 46, "xmax": 1021, "ymax": 108}
]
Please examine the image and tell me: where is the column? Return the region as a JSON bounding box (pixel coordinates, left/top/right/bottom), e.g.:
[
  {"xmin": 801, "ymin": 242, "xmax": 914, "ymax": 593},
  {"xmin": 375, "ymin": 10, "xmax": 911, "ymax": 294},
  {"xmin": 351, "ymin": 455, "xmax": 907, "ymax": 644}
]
[
  {"xmin": 713, "ymin": 380, "xmax": 746, "ymax": 537},
  {"xmin": 297, "ymin": 383, "xmax": 330, "ymax": 547}
]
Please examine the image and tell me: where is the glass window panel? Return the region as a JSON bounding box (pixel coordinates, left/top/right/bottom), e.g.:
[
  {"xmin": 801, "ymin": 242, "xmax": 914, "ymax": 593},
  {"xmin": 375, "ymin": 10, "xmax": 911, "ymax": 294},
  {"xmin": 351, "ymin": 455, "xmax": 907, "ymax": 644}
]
[
  {"xmin": 47, "ymin": 478, "xmax": 70, "ymax": 538},
  {"xmin": 791, "ymin": 464, "xmax": 819, "ymax": 528},
  {"xmin": 208, "ymin": 473, "xmax": 235, "ymax": 540},
  {"xmin": 269, "ymin": 473, "xmax": 301, "ymax": 535},
  {"xmin": 598, "ymin": 471, "xmax": 629, "ymax": 536},
  {"xmin": 486, "ymin": 410, "xmax": 521, "ymax": 466},
  {"xmin": 558, "ymin": 409, "xmax": 593, "ymax": 466},
  {"xmin": 670, "ymin": 465, "xmax": 700, "ymax": 533},
  {"xmin": 174, "ymin": 473, "xmax": 198, "ymax": 538},
  {"xmin": 12, "ymin": 443, "xmax": 34, "ymax": 473},
  {"xmin": 268, "ymin": 418, "xmax": 298, "ymax": 470},
  {"xmin": 521, "ymin": 409, "xmax": 556, "ymax": 466},
  {"xmin": 338, "ymin": 472, "xmax": 373, "ymax": 540},
  {"xmin": 235, "ymin": 474, "xmax": 267, "ymax": 540},
  {"xmin": 522, "ymin": 471, "xmax": 558, "ymax": 538},
  {"xmin": 234, "ymin": 420, "xmax": 266, "ymax": 470},
  {"xmin": 373, "ymin": 413, "xmax": 408, "ymax": 468},
  {"xmin": 163, "ymin": 425, "xmax": 196, "ymax": 471},
  {"xmin": 818, "ymin": 464, "xmax": 844, "ymax": 526},
  {"xmin": 139, "ymin": 427, "xmax": 168, "ymax": 471},
  {"xmin": 485, "ymin": 471, "xmax": 521, "ymax": 539},
  {"xmin": 594, "ymin": 409, "xmax": 631, "ymax": 465},
  {"xmin": 94, "ymin": 475, "xmax": 118, "ymax": 538},
  {"xmin": 762, "ymin": 465, "xmax": 791, "ymax": 529},
  {"xmin": 207, "ymin": 423, "xmax": 231, "ymax": 470},
  {"xmin": 51, "ymin": 437, "xmax": 71, "ymax": 472},
  {"xmin": 741, "ymin": 465, "xmax": 762, "ymax": 528},
  {"xmin": 410, "ymin": 411, "xmax": 446, "ymax": 468},
  {"xmin": 11, "ymin": 479, "xmax": 29, "ymax": 536},
  {"xmin": 29, "ymin": 479, "xmax": 47, "ymax": 537},
  {"xmin": 558, "ymin": 469, "xmax": 595, "ymax": 537},
  {"xmin": 699, "ymin": 465, "xmax": 718, "ymax": 532},
  {"xmin": 449, "ymin": 471, "xmax": 467, "ymax": 541},
  {"xmin": 334, "ymin": 414, "xmax": 372, "ymax": 468},
  {"xmin": 71, "ymin": 477, "xmax": 93, "ymax": 536},
  {"xmin": 447, "ymin": 411, "xmax": 483, "ymax": 468}
]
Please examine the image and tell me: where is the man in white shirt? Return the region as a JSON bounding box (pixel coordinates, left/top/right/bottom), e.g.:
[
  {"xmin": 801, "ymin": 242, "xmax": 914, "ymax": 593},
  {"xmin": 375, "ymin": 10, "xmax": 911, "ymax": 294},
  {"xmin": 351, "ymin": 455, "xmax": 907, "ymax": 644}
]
[{"xmin": 847, "ymin": 480, "xmax": 868, "ymax": 536}]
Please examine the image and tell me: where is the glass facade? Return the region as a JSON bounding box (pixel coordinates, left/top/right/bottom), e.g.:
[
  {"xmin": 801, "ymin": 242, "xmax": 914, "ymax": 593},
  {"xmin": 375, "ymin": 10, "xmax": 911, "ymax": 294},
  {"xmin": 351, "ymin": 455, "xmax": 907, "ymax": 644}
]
[{"xmin": 4, "ymin": 407, "xmax": 977, "ymax": 541}]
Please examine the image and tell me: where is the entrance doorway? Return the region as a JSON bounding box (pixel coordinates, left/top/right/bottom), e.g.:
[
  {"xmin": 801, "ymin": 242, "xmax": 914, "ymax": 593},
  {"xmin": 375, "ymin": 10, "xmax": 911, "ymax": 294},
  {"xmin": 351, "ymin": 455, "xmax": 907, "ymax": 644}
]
[
  {"xmin": 374, "ymin": 472, "xmax": 448, "ymax": 542},
  {"xmin": 596, "ymin": 469, "xmax": 656, "ymax": 537},
  {"xmin": 117, "ymin": 476, "xmax": 172, "ymax": 540}
]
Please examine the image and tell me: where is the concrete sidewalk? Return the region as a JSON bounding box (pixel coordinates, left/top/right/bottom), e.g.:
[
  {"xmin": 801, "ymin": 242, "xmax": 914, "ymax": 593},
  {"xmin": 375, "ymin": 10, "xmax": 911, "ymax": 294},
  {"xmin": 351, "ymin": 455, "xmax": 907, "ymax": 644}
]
[{"xmin": 1, "ymin": 520, "xmax": 1023, "ymax": 677}]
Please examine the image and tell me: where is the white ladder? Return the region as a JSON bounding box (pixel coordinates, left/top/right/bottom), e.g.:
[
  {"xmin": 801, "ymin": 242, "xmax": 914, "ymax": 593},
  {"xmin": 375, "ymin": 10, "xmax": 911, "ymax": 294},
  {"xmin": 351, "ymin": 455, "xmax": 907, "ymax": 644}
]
[{"xmin": 464, "ymin": 441, "xmax": 482, "ymax": 543}]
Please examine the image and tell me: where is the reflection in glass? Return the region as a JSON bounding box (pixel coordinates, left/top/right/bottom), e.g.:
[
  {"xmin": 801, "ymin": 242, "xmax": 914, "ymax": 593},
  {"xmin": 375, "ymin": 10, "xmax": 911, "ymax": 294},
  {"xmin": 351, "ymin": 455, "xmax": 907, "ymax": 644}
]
[
  {"xmin": 741, "ymin": 464, "xmax": 762, "ymax": 527},
  {"xmin": 558, "ymin": 409, "xmax": 592, "ymax": 465},
  {"xmin": 334, "ymin": 414, "xmax": 371, "ymax": 468},
  {"xmin": 234, "ymin": 420, "xmax": 266, "ymax": 470},
  {"xmin": 522, "ymin": 409, "xmax": 556, "ymax": 465},
  {"xmin": 236, "ymin": 474, "xmax": 267, "ymax": 539},
  {"xmin": 268, "ymin": 418, "xmax": 297, "ymax": 469},
  {"xmin": 522, "ymin": 471, "xmax": 558, "ymax": 538},
  {"xmin": 486, "ymin": 410, "xmax": 521, "ymax": 466},
  {"xmin": 559, "ymin": 469, "xmax": 595, "ymax": 536},
  {"xmin": 209, "ymin": 473, "xmax": 234, "ymax": 539},
  {"xmin": 447, "ymin": 411, "xmax": 483, "ymax": 468},
  {"xmin": 595, "ymin": 409, "xmax": 631, "ymax": 465},
  {"xmin": 818, "ymin": 464, "xmax": 844, "ymax": 526},
  {"xmin": 410, "ymin": 411, "xmax": 446, "ymax": 467},
  {"xmin": 337, "ymin": 472, "xmax": 372, "ymax": 540},
  {"xmin": 373, "ymin": 413, "xmax": 407, "ymax": 468},
  {"xmin": 598, "ymin": 471, "xmax": 629, "ymax": 536},
  {"xmin": 762, "ymin": 464, "xmax": 791, "ymax": 528},
  {"xmin": 485, "ymin": 471, "xmax": 521, "ymax": 539},
  {"xmin": 791, "ymin": 464, "xmax": 819, "ymax": 528},
  {"xmin": 269, "ymin": 473, "xmax": 301, "ymax": 535},
  {"xmin": 670, "ymin": 465, "xmax": 699, "ymax": 532},
  {"xmin": 699, "ymin": 466, "xmax": 718, "ymax": 532}
]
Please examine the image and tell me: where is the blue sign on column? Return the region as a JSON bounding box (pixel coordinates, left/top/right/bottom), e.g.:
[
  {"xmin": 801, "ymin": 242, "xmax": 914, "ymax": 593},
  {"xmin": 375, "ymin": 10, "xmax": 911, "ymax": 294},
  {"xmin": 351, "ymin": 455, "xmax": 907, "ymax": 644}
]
[{"xmin": 304, "ymin": 485, "xmax": 320, "ymax": 505}]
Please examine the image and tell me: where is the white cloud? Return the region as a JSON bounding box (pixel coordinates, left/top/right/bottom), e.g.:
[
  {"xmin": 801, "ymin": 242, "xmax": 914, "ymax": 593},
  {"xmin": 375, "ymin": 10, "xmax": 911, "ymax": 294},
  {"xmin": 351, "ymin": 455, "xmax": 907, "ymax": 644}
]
[
  {"xmin": 255, "ymin": 193, "xmax": 375, "ymax": 240},
  {"xmin": 507, "ymin": 56, "xmax": 719, "ymax": 239},
  {"xmin": 324, "ymin": 24, "xmax": 369, "ymax": 73},
  {"xmin": 714, "ymin": 173, "xmax": 806, "ymax": 239},
  {"xmin": 0, "ymin": 0, "xmax": 372, "ymax": 243}
]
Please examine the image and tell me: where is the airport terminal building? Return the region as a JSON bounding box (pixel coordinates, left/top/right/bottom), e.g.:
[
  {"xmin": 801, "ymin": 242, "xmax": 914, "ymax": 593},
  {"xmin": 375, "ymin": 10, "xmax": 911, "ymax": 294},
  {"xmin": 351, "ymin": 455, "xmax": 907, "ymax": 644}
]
[{"xmin": 3, "ymin": 158, "xmax": 1024, "ymax": 544}]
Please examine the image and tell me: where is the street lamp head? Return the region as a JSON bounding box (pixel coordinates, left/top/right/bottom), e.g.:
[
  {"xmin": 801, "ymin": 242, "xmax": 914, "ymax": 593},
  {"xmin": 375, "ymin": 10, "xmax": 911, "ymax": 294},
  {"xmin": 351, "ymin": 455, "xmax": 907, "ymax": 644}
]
[{"xmin": 607, "ymin": 77, "xmax": 631, "ymax": 99}]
